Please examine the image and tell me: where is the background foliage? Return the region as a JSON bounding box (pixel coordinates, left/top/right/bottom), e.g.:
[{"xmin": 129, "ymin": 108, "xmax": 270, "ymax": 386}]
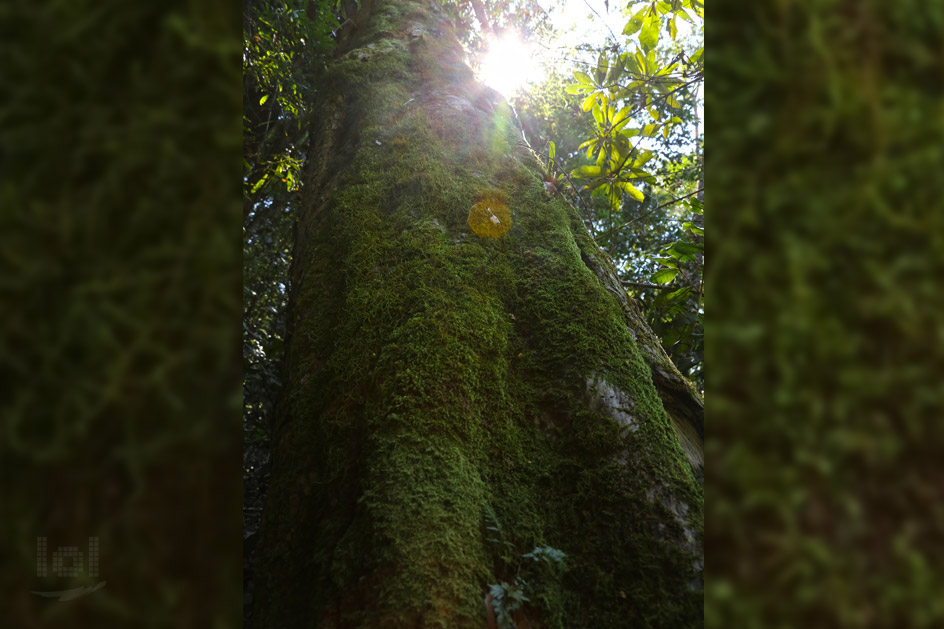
[
  {"xmin": 242, "ymin": 0, "xmax": 346, "ymax": 619},
  {"xmin": 242, "ymin": 0, "xmax": 341, "ymax": 536},
  {"xmin": 707, "ymin": 0, "xmax": 944, "ymax": 626},
  {"xmin": 513, "ymin": 0, "xmax": 704, "ymax": 390},
  {"xmin": 0, "ymin": 0, "xmax": 242, "ymax": 626}
]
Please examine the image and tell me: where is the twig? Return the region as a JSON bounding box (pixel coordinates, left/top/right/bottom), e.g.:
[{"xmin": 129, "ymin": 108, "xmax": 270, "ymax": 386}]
[
  {"xmin": 622, "ymin": 281, "xmax": 683, "ymax": 290},
  {"xmin": 582, "ymin": 0, "xmax": 619, "ymax": 45},
  {"xmin": 595, "ymin": 187, "xmax": 703, "ymax": 242}
]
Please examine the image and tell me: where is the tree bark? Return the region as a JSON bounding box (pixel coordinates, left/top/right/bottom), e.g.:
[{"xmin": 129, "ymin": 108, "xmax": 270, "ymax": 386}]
[{"xmin": 252, "ymin": 1, "xmax": 703, "ymax": 627}]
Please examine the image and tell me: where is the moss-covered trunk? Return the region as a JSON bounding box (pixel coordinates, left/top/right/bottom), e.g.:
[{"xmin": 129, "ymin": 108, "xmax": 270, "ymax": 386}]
[{"xmin": 252, "ymin": 1, "xmax": 703, "ymax": 627}]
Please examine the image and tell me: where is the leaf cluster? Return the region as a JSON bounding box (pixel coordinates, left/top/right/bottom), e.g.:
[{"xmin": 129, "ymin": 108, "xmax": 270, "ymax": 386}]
[
  {"xmin": 564, "ymin": 0, "xmax": 703, "ymax": 212},
  {"xmin": 484, "ymin": 508, "xmax": 568, "ymax": 628},
  {"xmin": 244, "ymin": 0, "xmax": 344, "ymax": 208},
  {"xmin": 520, "ymin": 1, "xmax": 704, "ymax": 389}
]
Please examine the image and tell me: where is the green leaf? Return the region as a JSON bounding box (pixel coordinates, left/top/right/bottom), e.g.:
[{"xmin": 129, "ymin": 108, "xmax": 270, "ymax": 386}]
[
  {"xmin": 596, "ymin": 143, "xmax": 607, "ymax": 166},
  {"xmin": 594, "ymin": 51, "xmax": 608, "ymax": 85},
  {"xmin": 608, "ymin": 60, "xmax": 624, "ymax": 86},
  {"xmin": 608, "ymin": 143, "xmax": 622, "ymax": 168},
  {"xmin": 622, "ymin": 8, "xmax": 646, "ymax": 36},
  {"xmin": 605, "ymin": 183, "xmax": 620, "ymax": 209},
  {"xmin": 659, "ymin": 62, "xmax": 681, "ymax": 76},
  {"xmin": 613, "ymin": 133, "xmax": 630, "ymax": 154},
  {"xmin": 639, "ymin": 18, "xmax": 660, "ymax": 53},
  {"xmin": 662, "ymin": 327, "xmax": 681, "ymax": 346},
  {"xmin": 574, "ymin": 165, "xmax": 602, "ymax": 177},
  {"xmin": 565, "ymin": 83, "xmax": 589, "ymax": 94},
  {"xmin": 259, "ymin": 94, "xmax": 269, "ymax": 105},
  {"xmin": 672, "ymin": 241, "xmax": 703, "ymax": 256},
  {"xmin": 597, "ymin": 143, "xmax": 610, "ymax": 167},
  {"xmin": 250, "ymin": 174, "xmax": 268, "ymax": 194},
  {"xmin": 666, "ymin": 241, "xmax": 702, "ymax": 263},
  {"xmin": 612, "ymin": 108, "xmax": 632, "ymax": 132},
  {"xmin": 633, "ymin": 150, "xmax": 655, "ymax": 167},
  {"xmin": 621, "ymin": 52, "xmax": 639, "ymax": 77},
  {"xmin": 577, "ymin": 138, "xmax": 600, "ymax": 159},
  {"xmin": 619, "ymin": 181, "xmax": 645, "ymax": 201},
  {"xmin": 574, "ymin": 70, "xmax": 593, "ymax": 85},
  {"xmin": 652, "ymin": 268, "xmax": 678, "ymax": 284},
  {"xmin": 581, "ymin": 92, "xmax": 597, "ymax": 112},
  {"xmin": 656, "ymin": 257, "xmax": 679, "ymax": 269},
  {"xmin": 666, "ymin": 286, "xmax": 693, "ymax": 302},
  {"xmin": 548, "ymin": 140, "xmax": 555, "ymax": 161}
]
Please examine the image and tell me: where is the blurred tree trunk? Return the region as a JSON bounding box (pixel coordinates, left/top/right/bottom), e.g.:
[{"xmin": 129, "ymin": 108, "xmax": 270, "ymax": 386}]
[{"xmin": 252, "ymin": 1, "xmax": 703, "ymax": 627}]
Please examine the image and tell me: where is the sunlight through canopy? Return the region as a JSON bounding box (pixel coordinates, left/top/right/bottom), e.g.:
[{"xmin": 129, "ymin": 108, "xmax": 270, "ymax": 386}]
[{"xmin": 478, "ymin": 33, "xmax": 540, "ymax": 99}]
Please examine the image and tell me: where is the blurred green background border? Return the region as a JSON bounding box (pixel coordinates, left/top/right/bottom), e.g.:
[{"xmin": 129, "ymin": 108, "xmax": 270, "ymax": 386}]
[
  {"xmin": 706, "ymin": 0, "xmax": 944, "ymax": 627},
  {"xmin": 0, "ymin": 0, "xmax": 243, "ymax": 626}
]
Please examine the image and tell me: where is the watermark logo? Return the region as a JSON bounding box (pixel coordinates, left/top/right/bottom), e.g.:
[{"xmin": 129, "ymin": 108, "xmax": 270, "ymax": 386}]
[{"xmin": 32, "ymin": 536, "xmax": 106, "ymax": 601}]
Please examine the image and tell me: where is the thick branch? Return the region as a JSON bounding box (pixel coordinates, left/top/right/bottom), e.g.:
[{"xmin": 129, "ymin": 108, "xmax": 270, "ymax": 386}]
[{"xmin": 466, "ymin": 0, "xmax": 492, "ymax": 35}]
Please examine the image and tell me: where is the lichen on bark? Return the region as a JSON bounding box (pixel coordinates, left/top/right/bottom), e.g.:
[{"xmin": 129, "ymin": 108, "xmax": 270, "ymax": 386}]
[{"xmin": 252, "ymin": 1, "xmax": 703, "ymax": 627}]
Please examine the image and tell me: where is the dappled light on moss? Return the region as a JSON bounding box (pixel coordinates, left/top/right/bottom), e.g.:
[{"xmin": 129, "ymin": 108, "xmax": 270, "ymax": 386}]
[{"xmin": 468, "ymin": 191, "xmax": 511, "ymax": 238}]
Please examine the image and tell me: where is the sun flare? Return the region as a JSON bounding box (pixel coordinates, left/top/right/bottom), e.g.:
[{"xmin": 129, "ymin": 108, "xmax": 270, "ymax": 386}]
[{"xmin": 478, "ymin": 34, "xmax": 539, "ymax": 99}]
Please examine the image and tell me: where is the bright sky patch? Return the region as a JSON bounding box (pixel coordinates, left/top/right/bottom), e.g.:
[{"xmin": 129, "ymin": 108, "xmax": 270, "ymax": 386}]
[{"xmin": 478, "ymin": 34, "xmax": 540, "ymax": 99}]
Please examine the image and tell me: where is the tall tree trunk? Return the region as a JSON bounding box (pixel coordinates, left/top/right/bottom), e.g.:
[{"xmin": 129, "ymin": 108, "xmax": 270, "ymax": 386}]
[{"xmin": 252, "ymin": 1, "xmax": 703, "ymax": 627}]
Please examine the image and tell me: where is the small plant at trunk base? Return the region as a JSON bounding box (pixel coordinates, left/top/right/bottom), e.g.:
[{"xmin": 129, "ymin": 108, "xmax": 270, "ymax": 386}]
[
  {"xmin": 485, "ymin": 508, "xmax": 568, "ymax": 628},
  {"xmin": 488, "ymin": 579, "xmax": 530, "ymax": 628}
]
